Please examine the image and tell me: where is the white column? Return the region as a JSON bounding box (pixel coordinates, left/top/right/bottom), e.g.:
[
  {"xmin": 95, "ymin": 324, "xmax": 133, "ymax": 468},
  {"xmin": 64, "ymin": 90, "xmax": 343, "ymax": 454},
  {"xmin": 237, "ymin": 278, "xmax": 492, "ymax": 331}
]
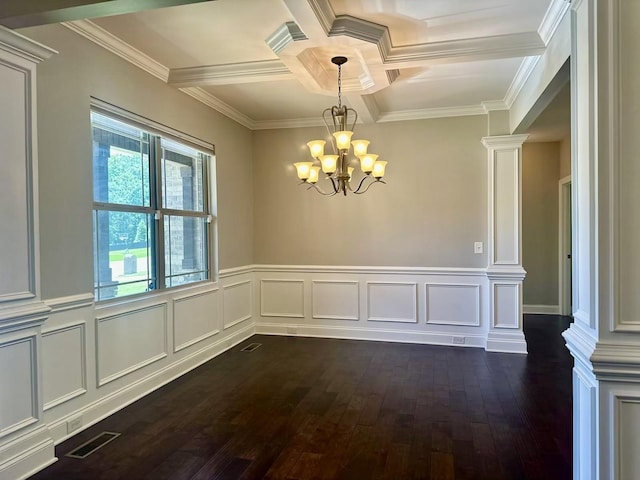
[
  {"xmin": 562, "ymin": 0, "xmax": 640, "ymax": 478},
  {"xmin": 482, "ymin": 134, "xmax": 528, "ymax": 354},
  {"xmin": 0, "ymin": 27, "xmax": 57, "ymax": 479}
]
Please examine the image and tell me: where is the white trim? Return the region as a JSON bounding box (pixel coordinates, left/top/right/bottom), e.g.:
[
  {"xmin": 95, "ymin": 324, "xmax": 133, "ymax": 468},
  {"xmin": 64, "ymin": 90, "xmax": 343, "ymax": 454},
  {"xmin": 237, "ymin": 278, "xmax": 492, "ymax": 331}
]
[
  {"xmin": 425, "ymin": 283, "xmax": 481, "ymax": 326},
  {"xmin": 256, "ymin": 322, "xmax": 486, "ymax": 348},
  {"xmin": 253, "ymin": 264, "xmax": 487, "ymax": 276},
  {"xmin": 538, "ymin": 0, "xmax": 572, "ymax": 45},
  {"xmin": 523, "ymin": 304, "xmax": 561, "ymax": 315},
  {"xmin": 44, "ymin": 293, "xmax": 93, "ymax": 313},
  {"xmin": 377, "ymin": 105, "xmax": 487, "ymax": 123},
  {"xmin": 504, "ymin": 56, "xmax": 540, "ymax": 109},
  {"xmin": 168, "ymin": 60, "xmax": 295, "ymax": 87},
  {"xmin": 62, "ymin": 20, "xmax": 169, "ymax": 82},
  {"xmin": 482, "ymin": 100, "xmax": 509, "ymax": 112},
  {"xmin": 311, "ymin": 280, "xmax": 360, "ymax": 321},
  {"xmin": 259, "ymin": 279, "xmax": 305, "ymax": 318},
  {"xmin": 558, "ymin": 175, "xmax": 572, "ymax": 316},
  {"xmin": 95, "ymin": 302, "xmax": 168, "ymax": 387},
  {"xmin": 366, "ymin": 281, "xmax": 418, "ymax": 323},
  {"xmin": 0, "ymin": 25, "xmax": 57, "ymax": 63},
  {"xmin": 172, "ymin": 290, "xmax": 220, "ymax": 353},
  {"xmin": 253, "ymin": 117, "xmax": 326, "ymax": 130},
  {"xmin": 222, "ymin": 280, "xmax": 252, "ymax": 329},
  {"xmin": 219, "ymin": 265, "xmax": 254, "ymax": 278},
  {"xmin": 178, "ymin": 87, "xmax": 255, "ymax": 130}
]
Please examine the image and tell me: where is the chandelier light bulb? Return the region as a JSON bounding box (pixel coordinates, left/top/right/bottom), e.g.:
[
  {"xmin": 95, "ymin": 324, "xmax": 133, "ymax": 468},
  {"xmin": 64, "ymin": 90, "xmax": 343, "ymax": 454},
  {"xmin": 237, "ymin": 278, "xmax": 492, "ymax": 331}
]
[
  {"xmin": 333, "ymin": 130, "xmax": 353, "ymax": 150},
  {"xmin": 294, "ymin": 161, "xmax": 313, "ymax": 180},
  {"xmin": 320, "ymin": 155, "xmax": 338, "ymax": 174},
  {"xmin": 308, "ymin": 166, "xmax": 320, "ymax": 184},
  {"xmin": 360, "ymin": 154, "xmax": 378, "ymax": 174},
  {"xmin": 372, "ymin": 160, "xmax": 387, "ymax": 179},
  {"xmin": 351, "ymin": 139, "xmax": 369, "ymax": 157},
  {"xmin": 306, "ymin": 140, "xmax": 326, "ymax": 159}
]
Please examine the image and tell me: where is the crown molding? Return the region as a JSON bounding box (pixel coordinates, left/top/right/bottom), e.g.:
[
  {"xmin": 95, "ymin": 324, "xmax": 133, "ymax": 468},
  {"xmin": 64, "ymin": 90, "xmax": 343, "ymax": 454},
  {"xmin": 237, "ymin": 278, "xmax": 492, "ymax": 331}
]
[
  {"xmin": 266, "ymin": 21, "xmax": 308, "ymax": 54},
  {"xmin": 377, "ymin": 105, "xmax": 486, "ymax": 123},
  {"xmin": 168, "ymin": 59, "xmax": 295, "ymax": 87},
  {"xmin": 538, "ymin": 0, "xmax": 571, "ymax": 45},
  {"xmin": 0, "ymin": 25, "xmax": 57, "ymax": 62},
  {"xmin": 179, "ymin": 87, "xmax": 255, "ymax": 129},
  {"xmin": 62, "ymin": 19, "xmax": 169, "ymax": 82},
  {"xmin": 503, "ymin": 56, "xmax": 540, "ymax": 108},
  {"xmin": 482, "ymin": 100, "xmax": 509, "ymax": 112},
  {"xmin": 252, "ymin": 117, "xmax": 325, "ymax": 130}
]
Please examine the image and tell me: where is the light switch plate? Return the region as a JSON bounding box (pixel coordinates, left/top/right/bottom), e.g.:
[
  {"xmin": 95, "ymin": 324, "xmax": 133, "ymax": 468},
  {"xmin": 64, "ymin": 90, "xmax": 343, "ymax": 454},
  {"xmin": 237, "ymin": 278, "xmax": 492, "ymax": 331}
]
[{"xmin": 474, "ymin": 242, "xmax": 483, "ymax": 254}]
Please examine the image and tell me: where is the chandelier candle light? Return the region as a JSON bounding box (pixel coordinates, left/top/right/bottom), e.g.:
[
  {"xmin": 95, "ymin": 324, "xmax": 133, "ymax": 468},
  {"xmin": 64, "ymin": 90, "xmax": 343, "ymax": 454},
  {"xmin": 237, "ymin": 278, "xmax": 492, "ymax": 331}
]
[{"xmin": 293, "ymin": 56, "xmax": 388, "ymax": 196}]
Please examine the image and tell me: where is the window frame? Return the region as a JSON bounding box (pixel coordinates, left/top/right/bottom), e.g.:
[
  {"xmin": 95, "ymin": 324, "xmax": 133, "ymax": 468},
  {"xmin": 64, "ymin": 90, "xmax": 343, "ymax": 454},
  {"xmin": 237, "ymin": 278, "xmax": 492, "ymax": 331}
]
[{"xmin": 91, "ymin": 99, "xmax": 217, "ymax": 302}]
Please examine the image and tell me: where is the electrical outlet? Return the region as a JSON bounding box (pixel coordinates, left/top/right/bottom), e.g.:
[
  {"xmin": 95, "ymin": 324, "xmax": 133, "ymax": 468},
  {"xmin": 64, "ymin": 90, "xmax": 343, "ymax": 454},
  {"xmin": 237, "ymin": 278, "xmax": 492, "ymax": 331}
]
[
  {"xmin": 66, "ymin": 416, "xmax": 83, "ymax": 434},
  {"xmin": 452, "ymin": 336, "xmax": 465, "ymax": 345},
  {"xmin": 474, "ymin": 242, "xmax": 483, "ymax": 254}
]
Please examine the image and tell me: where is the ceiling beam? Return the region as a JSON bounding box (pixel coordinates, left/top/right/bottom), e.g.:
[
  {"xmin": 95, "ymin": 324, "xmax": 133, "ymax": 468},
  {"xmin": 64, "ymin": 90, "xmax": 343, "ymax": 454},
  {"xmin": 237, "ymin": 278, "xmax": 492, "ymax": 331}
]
[
  {"xmin": 0, "ymin": 0, "xmax": 215, "ymax": 29},
  {"xmin": 168, "ymin": 60, "xmax": 296, "ymax": 88}
]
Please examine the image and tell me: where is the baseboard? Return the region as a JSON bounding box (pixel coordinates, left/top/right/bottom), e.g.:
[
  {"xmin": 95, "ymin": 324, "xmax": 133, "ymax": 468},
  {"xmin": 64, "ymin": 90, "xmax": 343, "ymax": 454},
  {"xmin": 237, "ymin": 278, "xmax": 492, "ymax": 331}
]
[
  {"xmin": 523, "ymin": 304, "xmax": 561, "ymax": 315},
  {"xmin": 255, "ymin": 322, "xmax": 486, "ymax": 348},
  {"xmin": 47, "ymin": 322, "xmax": 255, "ymax": 444},
  {"xmin": 0, "ymin": 426, "xmax": 56, "ymax": 480},
  {"xmin": 485, "ymin": 331, "xmax": 528, "ymax": 354}
]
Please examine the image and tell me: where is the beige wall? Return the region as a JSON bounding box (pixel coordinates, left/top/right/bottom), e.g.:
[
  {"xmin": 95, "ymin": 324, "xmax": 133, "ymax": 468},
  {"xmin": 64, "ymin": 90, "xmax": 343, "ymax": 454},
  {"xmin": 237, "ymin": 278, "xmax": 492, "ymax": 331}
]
[
  {"xmin": 559, "ymin": 134, "xmax": 571, "ymax": 178},
  {"xmin": 522, "ymin": 142, "xmax": 561, "ymax": 306},
  {"xmin": 253, "ymin": 116, "xmax": 488, "ymax": 267},
  {"xmin": 20, "ymin": 24, "xmax": 254, "ymax": 299}
]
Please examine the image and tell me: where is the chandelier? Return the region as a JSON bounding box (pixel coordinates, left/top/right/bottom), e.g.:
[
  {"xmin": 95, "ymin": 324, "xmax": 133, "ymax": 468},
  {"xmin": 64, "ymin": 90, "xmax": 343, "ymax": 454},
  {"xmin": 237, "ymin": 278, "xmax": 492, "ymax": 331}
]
[{"xmin": 293, "ymin": 56, "xmax": 387, "ymax": 196}]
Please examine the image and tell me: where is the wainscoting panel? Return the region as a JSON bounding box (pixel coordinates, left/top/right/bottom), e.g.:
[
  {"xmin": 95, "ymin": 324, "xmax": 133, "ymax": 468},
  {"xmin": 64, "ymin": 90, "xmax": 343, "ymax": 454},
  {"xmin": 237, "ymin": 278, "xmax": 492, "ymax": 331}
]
[
  {"xmin": 493, "ymin": 283, "xmax": 520, "ymax": 328},
  {"xmin": 312, "ymin": 280, "xmax": 359, "ymax": 321},
  {"xmin": 616, "ymin": 396, "xmax": 640, "ymax": 479},
  {"xmin": 223, "ymin": 280, "xmax": 252, "ymax": 329},
  {"xmin": 96, "ymin": 303, "xmax": 168, "ymax": 386},
  {"xmin": 0, "ymin": 336, "xmax": 37, "ymax": 436},
  {"xmin": 42, "ymin": 322, "xmax": 86, "ymax": 410},
  {"xmin": 173, "ymin": 289, "xmax": 219, "ymax": 352},
  {"xmin": 260, "ymin": 279, "xmax": 304, "ymax": 318},
  {"xmin": 426, "ymin": 284, "xmax": 480, "ymax": 326},
  {"xmin": 367, "ymin": 282, "xmax": 418, "ymax": 323}
]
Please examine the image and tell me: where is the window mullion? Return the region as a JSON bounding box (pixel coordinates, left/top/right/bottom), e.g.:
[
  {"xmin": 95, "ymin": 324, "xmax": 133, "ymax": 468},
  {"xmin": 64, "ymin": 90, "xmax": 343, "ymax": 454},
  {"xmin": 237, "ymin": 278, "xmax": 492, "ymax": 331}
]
[{"xmin": 152, "ymin": 135, "xmax": 165, "ymax": 290}]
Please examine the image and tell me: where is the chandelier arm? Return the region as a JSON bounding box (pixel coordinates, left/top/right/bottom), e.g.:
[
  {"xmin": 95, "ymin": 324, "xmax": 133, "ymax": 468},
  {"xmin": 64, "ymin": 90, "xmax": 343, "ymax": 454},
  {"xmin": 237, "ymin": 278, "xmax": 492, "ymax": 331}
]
[
  {"xmin": 305, "ymin": 182, "xmax": 338, "ymax": 196},
  {"xmin": 347, "ymin": 107, "xmax": 358, "ymax": 132},
  {"xmin": 353, "ymin": 179, "xmax": 386, "ymax": 195},
  {"xmin": 329, "ymin": 176, "xmax": 339, "ymax": 193}
]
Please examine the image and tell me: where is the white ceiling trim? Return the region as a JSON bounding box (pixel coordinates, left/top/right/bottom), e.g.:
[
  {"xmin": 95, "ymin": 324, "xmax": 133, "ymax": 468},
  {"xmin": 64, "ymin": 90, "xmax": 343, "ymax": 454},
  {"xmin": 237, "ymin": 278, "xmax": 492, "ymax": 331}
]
[
  {"xmin": 252, "ymin": 117, "xmax": 325, "ymax": 130},
  {"xmin": 538, "ymin": 0, "xmax": 572, "ymax": 45},
  {"xmin": 179, "ymin": 87, "xmax": 256, "ymax": 129},
  {"xmin": 306, "ymin": 0, "xmax": 546, "ymax": 66},
  {"xmin": 62, "ymin": 19, "xmax": 169, "ymax": 82},
  {"xmin": 482, "ymin": 100, "xmax": 509, "ymax": 112},
  {"xmin": 503, "ymin": 56, "xmax": 541, "ymax": 109},
  {"xmin": 377, "ymin": 105, "xmax": 487, "ymax": 123},
  {"xmin": 168, "ymin": 60, "xmax": 295, "ymax": 87}
]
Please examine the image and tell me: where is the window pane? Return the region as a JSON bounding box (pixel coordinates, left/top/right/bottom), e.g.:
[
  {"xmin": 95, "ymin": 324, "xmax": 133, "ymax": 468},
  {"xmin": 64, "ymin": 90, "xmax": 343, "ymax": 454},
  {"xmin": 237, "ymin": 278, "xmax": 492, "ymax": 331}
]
[
  {"xmin": 161, "ymin": 138, "xmax": 205, "ymax": 212},
  {"xmin": 92, "ymin": 112, "xmax": 150, "ymax": 207},
  {"xmin": 164, "ymin": 215, "xmax": 208, "ymax": 288},
  {"xmin": 94, "ymin": 210, "xmax": 156, "ymax": 301}
]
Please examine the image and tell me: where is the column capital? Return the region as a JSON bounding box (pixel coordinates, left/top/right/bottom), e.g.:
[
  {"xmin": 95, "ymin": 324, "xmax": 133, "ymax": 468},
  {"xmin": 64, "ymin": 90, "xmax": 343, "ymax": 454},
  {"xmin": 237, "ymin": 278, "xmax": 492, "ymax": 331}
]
[{"xmin": 481, "ymin": 134, "xmax": 529, "ymax": 149}]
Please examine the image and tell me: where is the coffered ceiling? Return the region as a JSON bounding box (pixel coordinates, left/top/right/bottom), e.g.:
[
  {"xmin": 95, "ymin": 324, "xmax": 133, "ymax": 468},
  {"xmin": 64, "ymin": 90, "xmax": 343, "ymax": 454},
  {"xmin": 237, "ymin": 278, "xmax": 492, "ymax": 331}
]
[{"xmin": 56, "ymin": 0, "xmax": 569, "ymax": 129}]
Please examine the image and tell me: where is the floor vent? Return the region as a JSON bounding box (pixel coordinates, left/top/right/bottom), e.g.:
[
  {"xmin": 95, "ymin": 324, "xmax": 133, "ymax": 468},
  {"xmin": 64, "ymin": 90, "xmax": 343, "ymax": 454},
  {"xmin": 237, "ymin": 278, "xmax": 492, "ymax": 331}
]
[
  {"xmin": 66, "ymin": 432, "xmax": 121, "ymax": 459},
  {"xmin": 241, "ymin": 343, "xmax": 262, "ymax": 352}
]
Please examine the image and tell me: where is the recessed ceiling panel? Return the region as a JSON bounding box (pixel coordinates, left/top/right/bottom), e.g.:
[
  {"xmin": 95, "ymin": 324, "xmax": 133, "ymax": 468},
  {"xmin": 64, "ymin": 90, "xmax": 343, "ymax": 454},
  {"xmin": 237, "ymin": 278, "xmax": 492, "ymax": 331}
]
[
  {"xmin": 93, "ymin": 0, "xmax": 294, "ymax": 68},
  {"xmin": 329, "ymin": 0, "xmax": 552, "ymax": 45},
  {"xmin": 374, "ymin": 57, "xmax": 522, "ymax": 111},
  {"xmin": 202, "ymin": 80, "xmax": 338, "ymax": 121}
]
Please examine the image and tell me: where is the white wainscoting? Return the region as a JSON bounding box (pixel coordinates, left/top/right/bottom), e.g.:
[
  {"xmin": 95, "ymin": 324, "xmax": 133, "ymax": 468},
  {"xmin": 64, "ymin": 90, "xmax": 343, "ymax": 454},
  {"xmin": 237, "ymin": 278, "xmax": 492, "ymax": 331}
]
[
  {"xmin": 254, "ymin": 265, "xmax": 489, "ymax": 348},
  {"xmin": 173, "ymin": 289, "xmax": 219, "ymax": 352},
  {"xmin": 96, "ymin": 302, "xmax": 168, "ymax": 387},
  {"xmin": 312, "ymin": 280, "xmax": 359, "ymax": 321},
  {"xmin": 0, "ymin": 335, "xmax": 38, "ymax": 437},
  {"xmin": 42, "ymin": 321, "xmax": 86, "ymax": 410},
  {"xmin": 260, "ymin": 279, "xmax": 305, "ymax": 318},
  {"xmin": 223, "ymin": 280, "xmax": 252, "ymax": 329},
  {"xmin": 426, "ymin": 283, "xmax": 480, "ymax": 326},
  {"xmin": 523, "ymin": 304, "xmax": 561, "ymax": 315}
]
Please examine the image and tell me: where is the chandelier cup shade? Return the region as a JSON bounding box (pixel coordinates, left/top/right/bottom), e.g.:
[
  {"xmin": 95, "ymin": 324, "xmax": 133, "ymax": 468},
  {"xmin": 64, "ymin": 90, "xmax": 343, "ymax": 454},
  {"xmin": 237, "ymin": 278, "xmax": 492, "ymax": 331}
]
[{"xmin": 293, "ymin": 56, "xmax": 388, "ymax": 196}]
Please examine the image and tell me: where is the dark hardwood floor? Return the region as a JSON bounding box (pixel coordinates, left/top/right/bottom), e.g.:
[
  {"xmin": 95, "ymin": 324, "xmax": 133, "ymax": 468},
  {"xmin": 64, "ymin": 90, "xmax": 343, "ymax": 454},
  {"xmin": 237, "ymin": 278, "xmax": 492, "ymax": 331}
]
[{"xmin": 32, "ymin": 315, "xmax": 573, "ymax": 480}]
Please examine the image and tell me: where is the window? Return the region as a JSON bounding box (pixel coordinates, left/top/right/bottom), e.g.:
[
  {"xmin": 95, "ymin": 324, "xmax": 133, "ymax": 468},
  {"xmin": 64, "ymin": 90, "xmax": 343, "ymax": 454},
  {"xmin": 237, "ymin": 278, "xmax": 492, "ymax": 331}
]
[{"xmin": 91, "ymin": 107, "xmax": 215, "ymax": 301}]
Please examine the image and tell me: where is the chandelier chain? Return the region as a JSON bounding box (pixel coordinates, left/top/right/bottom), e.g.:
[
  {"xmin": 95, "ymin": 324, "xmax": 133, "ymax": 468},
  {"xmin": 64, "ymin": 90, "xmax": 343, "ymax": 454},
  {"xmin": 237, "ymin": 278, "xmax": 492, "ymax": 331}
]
[{"xmin": 337, "ymin": 63, "xmax": 342, "ymax": 108}]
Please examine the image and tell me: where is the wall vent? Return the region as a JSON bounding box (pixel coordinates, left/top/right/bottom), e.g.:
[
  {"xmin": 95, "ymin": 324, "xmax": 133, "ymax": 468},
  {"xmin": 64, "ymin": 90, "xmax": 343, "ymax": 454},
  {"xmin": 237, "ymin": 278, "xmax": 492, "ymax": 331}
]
[{"xmin": 241, "ymin": 343, "xmax": 262, "ymax": 352}]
